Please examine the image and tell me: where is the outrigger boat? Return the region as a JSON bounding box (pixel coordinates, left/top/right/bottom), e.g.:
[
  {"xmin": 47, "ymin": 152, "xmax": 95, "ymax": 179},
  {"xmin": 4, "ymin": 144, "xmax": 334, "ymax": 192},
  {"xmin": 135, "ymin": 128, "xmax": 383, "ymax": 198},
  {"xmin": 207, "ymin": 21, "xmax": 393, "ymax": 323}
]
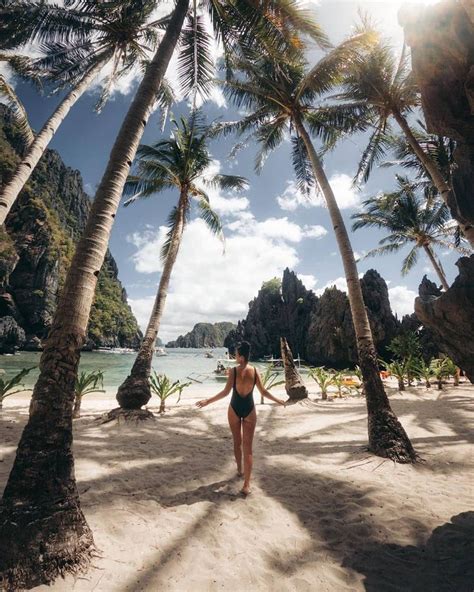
[{"xmin": 261, "ymin": 355, "xmax": 302, "ymax": 371}]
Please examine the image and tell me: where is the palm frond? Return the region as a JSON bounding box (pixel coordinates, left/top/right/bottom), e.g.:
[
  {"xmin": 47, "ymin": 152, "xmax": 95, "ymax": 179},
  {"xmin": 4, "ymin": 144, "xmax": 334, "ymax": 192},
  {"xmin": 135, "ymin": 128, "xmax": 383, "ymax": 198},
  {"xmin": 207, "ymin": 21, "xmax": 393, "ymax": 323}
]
[
  {"xmin": 178, "ymin": 13, "xmax": 214, "ymax": 99},
  {"xmin": 0, "ymin": 74, "xmax": 34, "ymax": 149},
  {"xmin": 291, "ymin": 135, "xmax": 315, "ymax": 196},
  {"xmin": 197, "ymin": 198, "xmax": 225, "ymax": 246}
]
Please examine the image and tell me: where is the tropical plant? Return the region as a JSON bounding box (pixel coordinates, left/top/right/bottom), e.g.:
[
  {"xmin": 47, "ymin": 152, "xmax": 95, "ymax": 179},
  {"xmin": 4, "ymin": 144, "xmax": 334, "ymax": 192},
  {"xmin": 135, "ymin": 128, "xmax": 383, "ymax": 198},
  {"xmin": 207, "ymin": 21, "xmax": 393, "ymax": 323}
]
[
  {"xmin": 0, "ymin": 4, "xmax": 323, "ymax": 588},
  {"xmin": 308, "ymin": 366, "xmax": 333, "ymax": 401},
  {"xmin": 0, "ymin": 2, "xmax": 326, "ymax": 588},
  {"xmin": 443, "ymin": 357, "xmax": 459, "ymax": 386},
  {"xmin": 330, "ymin": 371, "xmax": 349, "ymax": 398},
  {"xmin": 0, "ymin": 367, "xmax": 34, "ymax": 409},
  {"xmin": 381, "ymin": 359, "xmax": 407, "ymax": 392},
  {"xmin": 73, "ymin": 370, "xmax": 105, "ymax": 419},
  {"xmin": 115, "ymin": 110, "xmax": 247, "ymax": 411},
  {"xmin": 259, "ymin": 365, "xmax": 285, "ymax": 404},
  {"xmin": 352, "ymin": 176, "xmax": 470, "ymax": 290},
  {"xmin": 413, "ymin": 358, "xmax": 433, "ymax": 389},
  {"xmin": 221, "ymin": 35, "xmax": 416, "ymax": 462},
  {"xmin": 387, "ymin": 331, "xmax": 421, "ymax": 386},
  {"xmin": 149, "ymin": 372, "xmax": 191, "ymax": 414},
  {"xmin": 0, "ymin": 0, "xmax": 174, "ymax": 225},
  {"xmin": 335, "ymin": 40, "xmax": 474, "ymax": 246},
  {"xmin": 429, "ymin": 357, "xmax": 452, "ymax": 391}
]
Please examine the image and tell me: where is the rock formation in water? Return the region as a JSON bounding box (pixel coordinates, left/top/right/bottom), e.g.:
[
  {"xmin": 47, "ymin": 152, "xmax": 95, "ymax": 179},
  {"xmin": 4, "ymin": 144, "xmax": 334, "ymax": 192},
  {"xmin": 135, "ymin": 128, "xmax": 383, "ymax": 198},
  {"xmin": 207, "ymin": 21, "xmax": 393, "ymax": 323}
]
[
  {"xmin": 415, "ymin": 257, "xmax": 474, "ymax": 382},
  {"xmin": 234, "ymin": 268, "xmax": 399, "ymax": 368},
  {"xmin": 0, "ymin": 105, "xmax": 141, "ymax": 353},
  {"xmin": 280, "ymin": 337, "xmax": 307, "ymax": 400},
  {"xmin": 166, "ymin": 321, "xmax": 236, "ymax": 348},
  {"xmin": 400, "ymin": 0, "xmax": 474, "ymax": 237}
]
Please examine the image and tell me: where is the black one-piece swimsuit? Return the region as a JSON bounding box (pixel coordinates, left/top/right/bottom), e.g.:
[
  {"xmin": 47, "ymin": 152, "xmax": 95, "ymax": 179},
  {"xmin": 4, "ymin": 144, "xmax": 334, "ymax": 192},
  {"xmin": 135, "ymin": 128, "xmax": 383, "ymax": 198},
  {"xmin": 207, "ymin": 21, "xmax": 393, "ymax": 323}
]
[{"xmin": 230, "ymin": 367, "xmax": 256, "ymax": 419}]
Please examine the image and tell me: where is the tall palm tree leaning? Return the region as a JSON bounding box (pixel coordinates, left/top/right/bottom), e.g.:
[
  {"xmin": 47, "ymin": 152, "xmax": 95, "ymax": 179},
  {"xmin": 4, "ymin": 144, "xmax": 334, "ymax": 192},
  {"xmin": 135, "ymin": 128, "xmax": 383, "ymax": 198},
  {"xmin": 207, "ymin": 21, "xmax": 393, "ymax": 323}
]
[
  {"xmin": 352, "ymin": 176, "xmax": 470, "ymax": 290},
  {"xmin": 0, "ymin": 0, "xmax": 169, "ymax": 225},
  {"xmin": 114, "ymin": 111, "xmax": 247, "ymax": 413},
  {"xmin": 334, "ymin": 40, "xmax": 474, "ymax": 247},
  {"xmin": 0, "ymin": 2, "xmax": 326, "ymax": 587},
  {"xmin": 221, "ymin": 36, "xmax": 417, "ymax": 463}
]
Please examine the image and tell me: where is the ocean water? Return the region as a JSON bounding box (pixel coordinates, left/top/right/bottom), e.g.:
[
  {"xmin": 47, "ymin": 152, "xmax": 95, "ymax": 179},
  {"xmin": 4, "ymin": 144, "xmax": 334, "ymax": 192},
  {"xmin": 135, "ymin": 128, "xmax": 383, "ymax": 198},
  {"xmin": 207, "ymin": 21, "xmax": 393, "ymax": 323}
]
[{"xmin": 0, "ymin": 348, "xmax": 231, "ymax": 391}]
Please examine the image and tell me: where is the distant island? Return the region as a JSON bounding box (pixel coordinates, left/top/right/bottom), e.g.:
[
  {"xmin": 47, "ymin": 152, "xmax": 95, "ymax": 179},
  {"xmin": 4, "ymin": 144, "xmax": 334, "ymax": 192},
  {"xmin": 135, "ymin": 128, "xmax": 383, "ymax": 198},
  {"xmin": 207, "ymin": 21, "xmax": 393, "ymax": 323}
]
[{"xmin": 166, "ymin": 322, "xmax": 236, "ymax": 348}]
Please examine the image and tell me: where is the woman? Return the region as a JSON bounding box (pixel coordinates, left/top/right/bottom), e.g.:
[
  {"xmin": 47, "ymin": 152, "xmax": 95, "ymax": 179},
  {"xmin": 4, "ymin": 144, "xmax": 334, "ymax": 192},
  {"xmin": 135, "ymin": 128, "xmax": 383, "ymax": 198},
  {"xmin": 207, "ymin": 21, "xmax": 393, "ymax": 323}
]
[{"xmin": 196, "ymin": 341, "xmax": 286, "ymax": 495}]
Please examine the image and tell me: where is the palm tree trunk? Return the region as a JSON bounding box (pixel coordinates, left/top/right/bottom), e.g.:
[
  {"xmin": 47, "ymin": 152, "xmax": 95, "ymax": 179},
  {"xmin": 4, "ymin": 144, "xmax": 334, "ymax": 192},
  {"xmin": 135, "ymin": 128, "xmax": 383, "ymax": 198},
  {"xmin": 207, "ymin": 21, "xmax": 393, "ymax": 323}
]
[
  {"xmin": 393, "ymin": 110, "xmax": 474, "ymax": 247},
  {"xmin": 116, "ymin": 190, "xmax": 187, "ymax": 410},
  {"xmin": 0, "ymin": 60, "xmax": 105, "ymax": 226},
  {"xmin": 295, "ymin": 117, "xmax": 417, "ymax": 462},
  {"xmin": 423, "ymin": 244, "xmax": 449, "ymax": 290},
  {"xmin": 73, "ymin": 394, "xmax": 82, "ymax": 419},
  {"xmin": 0, "ymin": 1, "xmax": 190, "ymax": 588}
]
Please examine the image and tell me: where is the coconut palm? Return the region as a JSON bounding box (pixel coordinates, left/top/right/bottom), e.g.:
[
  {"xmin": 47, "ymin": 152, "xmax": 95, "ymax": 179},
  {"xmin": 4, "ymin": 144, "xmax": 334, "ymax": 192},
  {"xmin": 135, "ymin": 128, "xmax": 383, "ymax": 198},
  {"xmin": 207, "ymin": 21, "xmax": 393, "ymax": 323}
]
[
  {"xmin": 335, "ymin": 41, "xmax": 474, "ymax": 246},
  {"xmin": 352, "ymin": 176, "xmax": 470, "ymax": 290},
  {"xmin": 115, "ymin": 111, "xmax": 248, "ymax": 411},
  {"xmin": 221, "ymin": 37, "xmax": 417, "ymax": 462},
  {"xmin": 259, "ymin": 366, "xmax": 285, "ymax": 404},
  {"xmin": 0, "ymin": 4, "xmax": 327, "ymax": 587},
  {"xmin": 0, "ymin": 0, "xmax": 172, "ymax": 225}
]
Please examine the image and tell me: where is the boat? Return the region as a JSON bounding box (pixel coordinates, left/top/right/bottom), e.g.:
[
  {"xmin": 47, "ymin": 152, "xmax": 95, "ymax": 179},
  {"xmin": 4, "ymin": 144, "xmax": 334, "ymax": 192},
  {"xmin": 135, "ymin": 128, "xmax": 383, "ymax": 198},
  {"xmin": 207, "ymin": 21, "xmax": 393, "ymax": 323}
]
[
  {"xmin": 155, "ymin": 347, "xmax": 167, "ymax": 356},
  {"xmin": 213, "ymin": 358, "xmax": 235, "ymax": 381},
  {"xmin": 260, "ymin": 356, "xmax": 302, "ymax": 371},
  {"xmin": 205, "ymin": 351, "xmax": 214, "ymax": 358}
]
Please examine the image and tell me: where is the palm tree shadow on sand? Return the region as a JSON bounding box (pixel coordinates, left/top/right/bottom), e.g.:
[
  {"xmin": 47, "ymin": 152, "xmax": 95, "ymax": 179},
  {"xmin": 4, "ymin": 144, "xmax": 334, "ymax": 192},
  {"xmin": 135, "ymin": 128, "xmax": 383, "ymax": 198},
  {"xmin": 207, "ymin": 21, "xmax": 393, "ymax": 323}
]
[{"xmin": 345, "ymin": 511, "xmax": 474, "ymax": 592}]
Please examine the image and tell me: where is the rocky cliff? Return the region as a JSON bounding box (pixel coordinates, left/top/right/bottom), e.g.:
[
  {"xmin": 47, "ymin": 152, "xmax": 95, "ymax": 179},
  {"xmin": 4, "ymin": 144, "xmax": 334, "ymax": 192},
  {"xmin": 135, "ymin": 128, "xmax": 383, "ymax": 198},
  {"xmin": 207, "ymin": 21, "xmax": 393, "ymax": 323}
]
[
  {"xmin": 166, "ymin": 322, "xmax": 236, "ymax": 348},
  {"xmin": 230, "ymin": 268, "xmax": 400, "ymax": 368},
  {"xmin": 0, "ymin": 105, "xmax": 141, "ymax": 353},
  {"xmin": 400, "ymin": 0, "xmax": 474, "ymax": 237}
]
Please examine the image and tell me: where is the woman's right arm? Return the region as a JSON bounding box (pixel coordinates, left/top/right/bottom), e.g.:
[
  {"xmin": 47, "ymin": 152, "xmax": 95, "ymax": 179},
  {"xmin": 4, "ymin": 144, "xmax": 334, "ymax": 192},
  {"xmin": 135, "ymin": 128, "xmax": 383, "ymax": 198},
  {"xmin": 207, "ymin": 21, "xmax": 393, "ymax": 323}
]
[{"xmin": 196, "ymin": 370, "xmax": 233, "ymax": 408}]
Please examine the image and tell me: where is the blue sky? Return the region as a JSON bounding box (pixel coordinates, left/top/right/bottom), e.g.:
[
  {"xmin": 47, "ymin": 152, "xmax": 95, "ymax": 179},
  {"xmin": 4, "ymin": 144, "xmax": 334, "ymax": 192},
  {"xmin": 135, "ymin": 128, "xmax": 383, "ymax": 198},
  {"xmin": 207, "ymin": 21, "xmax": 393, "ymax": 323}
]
[{"xmin": 8, "ymin": 0, "xmax": 456, "ymax": 342}]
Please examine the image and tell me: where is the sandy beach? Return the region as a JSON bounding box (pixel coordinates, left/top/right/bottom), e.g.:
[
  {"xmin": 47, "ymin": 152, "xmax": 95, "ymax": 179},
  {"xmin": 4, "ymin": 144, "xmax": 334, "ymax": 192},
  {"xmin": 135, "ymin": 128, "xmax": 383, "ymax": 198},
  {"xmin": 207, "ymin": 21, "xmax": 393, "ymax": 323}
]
[{"xmin": 1, "ymin": 381, "xmax": 473, "ymax": 592}]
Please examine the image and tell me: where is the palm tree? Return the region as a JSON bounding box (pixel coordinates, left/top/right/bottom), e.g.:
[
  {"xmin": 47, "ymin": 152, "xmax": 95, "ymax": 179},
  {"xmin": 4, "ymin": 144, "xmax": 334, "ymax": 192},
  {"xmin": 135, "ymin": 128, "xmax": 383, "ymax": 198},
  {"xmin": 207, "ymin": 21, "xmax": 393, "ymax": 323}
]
[
  {"xmin": 115, "ymin": 111, "xmax": 247, "ymax": 411},
  {"xmin": 335, "ymin": 41, "xmax": 474, "ymax": 246},
  {"xmin": 0, "ymin": 0, "xmax": 170, "ymax": 225},
  {"xmin": 0, "ymin": 3, "xmax": 319, "ymax": 586},
  {"xmin": 221, "ymin": 37, "xmax": 417, "ymax": 463},
  {"xmin": 352, "ymin": 176, "xmax": 470, "ymax": 290}
]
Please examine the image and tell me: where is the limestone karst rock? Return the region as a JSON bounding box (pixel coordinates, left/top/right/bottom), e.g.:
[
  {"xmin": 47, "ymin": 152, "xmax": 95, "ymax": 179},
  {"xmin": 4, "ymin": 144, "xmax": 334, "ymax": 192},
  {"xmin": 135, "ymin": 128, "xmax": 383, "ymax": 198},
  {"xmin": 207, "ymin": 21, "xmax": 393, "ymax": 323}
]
[
  {"xmin": 0, "ymin": 105, "xmax": 141, "ymax": 350},
  {"xmin": 415, "ymin": 256, "xmax": 474, "ymax": 382},
  {"xmin": 400, "ymin": 0, "xmax": 474, "ymax": 235},
  {"xmin": 166, "ymin": 322, "xmax": 236, "ymax": 348}
]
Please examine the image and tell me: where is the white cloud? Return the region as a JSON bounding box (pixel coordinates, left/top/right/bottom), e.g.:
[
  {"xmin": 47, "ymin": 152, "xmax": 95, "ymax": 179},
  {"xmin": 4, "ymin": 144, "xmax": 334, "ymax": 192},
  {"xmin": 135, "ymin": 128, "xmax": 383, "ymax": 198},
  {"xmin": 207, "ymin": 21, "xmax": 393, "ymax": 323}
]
[
  {"xmin": 388, "ymin": 286, "xmax": 417, "ymax": 317},
  {"xmin": 277, "ymin": 173, "xmax": 361, "ymax": 212},
  {"xmin": 128, "ymin": 219, "xmax": 301, "ymax": 341},
  {"xmin": 304, "ymin": 225, "xmax": 328, "ymax": 239},
  {"xmin": 298, "ymin": 274, "xmax": 318, "ymax": 290},
  {"xmin": 315, "ymin": 276, "xmax": 348, "ymax": 295}
]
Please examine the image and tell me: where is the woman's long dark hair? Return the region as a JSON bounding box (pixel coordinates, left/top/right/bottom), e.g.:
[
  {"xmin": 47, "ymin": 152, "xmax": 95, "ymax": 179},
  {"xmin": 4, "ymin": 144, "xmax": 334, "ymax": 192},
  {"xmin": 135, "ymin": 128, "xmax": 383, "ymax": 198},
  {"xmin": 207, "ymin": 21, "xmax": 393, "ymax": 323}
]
[{"xmin": 237, "ymin": 341, "xmax": 251, "ymax": 363}]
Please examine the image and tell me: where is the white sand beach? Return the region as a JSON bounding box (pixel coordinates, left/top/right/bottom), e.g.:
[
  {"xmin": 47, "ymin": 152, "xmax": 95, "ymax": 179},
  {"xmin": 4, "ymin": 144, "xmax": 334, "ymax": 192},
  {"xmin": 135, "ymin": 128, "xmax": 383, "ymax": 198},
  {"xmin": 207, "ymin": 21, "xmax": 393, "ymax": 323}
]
[{"xmin": 1, "ymin": 381, "xmax": 473, "ymax": 592}]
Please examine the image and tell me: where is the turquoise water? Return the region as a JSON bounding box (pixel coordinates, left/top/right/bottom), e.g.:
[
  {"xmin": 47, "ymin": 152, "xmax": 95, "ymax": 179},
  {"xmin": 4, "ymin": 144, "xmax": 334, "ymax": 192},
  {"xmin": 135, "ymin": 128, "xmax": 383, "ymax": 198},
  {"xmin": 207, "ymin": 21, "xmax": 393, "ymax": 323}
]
[{"xmin": 0, "ymin": 348, "xmax": 230, "ymax": 390}]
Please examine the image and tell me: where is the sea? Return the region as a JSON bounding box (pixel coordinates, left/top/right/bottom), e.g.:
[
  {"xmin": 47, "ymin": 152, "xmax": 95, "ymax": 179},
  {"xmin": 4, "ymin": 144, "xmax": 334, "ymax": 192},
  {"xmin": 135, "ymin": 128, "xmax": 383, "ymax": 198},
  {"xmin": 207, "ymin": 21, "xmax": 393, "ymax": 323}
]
[{"xmin": 0, "ymin": 348, "xmax": 231, "ymax": 392}]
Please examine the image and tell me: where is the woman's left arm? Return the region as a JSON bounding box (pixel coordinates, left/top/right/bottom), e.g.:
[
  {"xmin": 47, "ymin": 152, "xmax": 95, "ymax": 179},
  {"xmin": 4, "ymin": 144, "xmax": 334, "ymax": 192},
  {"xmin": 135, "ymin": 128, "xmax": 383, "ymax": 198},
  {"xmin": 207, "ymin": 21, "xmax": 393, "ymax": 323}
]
[{"xmin": 255, "ymin": 370, "xmax": 286, "ymax": 406}]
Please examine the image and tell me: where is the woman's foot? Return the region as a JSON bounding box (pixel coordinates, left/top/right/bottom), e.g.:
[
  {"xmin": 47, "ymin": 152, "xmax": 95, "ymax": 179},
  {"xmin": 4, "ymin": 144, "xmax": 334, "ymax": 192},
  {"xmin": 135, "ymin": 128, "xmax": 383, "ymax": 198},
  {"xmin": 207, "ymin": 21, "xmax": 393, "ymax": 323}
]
[{"xmin": 240, "ymin": 484, "xmax": 251, "ymax": 496}]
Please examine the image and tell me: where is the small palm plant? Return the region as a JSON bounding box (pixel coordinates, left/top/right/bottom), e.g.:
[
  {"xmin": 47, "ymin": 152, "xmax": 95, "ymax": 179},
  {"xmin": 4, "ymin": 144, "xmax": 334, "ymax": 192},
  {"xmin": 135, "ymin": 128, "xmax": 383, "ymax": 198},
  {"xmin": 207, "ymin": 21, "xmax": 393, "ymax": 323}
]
[
  {"xmin": 331, "ymin": 371, "xmax": 348, "ymax": 398},
  {"xmin": 149, "ymin": 372, "xmax": 191, "ymax": 414},
  {"xmin": 0, "ymin": 367, "xmax": 34, "ymax": 409},
  {"xmin": 308, "ymin": 367, "xmax": 333, "ymax": 401},
  {"xmin": 381, "ymin": 360, "xmax": 407, "ymax": 392},
  {"xmin": 429, "ymin": 358, "xmax": 452, "ymax": 391},
  {"xmin": 443, "ymin": 358, "xmax": 460, "ymax": 386},
  {"xmin": 73, "ymin": 370, "xmax": 105, "ymax": 419},
  {"xmin": 413, "ymin": 358, "xmax": 433, "ymax": 389},
  {"xmin": 259, "ymin": 366, "xmax": 285, "ymax": 404}
]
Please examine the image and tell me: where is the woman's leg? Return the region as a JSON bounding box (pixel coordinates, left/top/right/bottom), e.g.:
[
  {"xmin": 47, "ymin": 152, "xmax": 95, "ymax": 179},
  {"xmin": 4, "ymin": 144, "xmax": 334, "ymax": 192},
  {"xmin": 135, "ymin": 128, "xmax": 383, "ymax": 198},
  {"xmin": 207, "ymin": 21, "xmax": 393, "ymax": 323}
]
[
  {"xmin": 241, "ymin": 408, "xmax": 257, "ymax": 494},
  {"xmin": 227, "ymin": 405, "xmax": 243, "ymax": 475}
]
